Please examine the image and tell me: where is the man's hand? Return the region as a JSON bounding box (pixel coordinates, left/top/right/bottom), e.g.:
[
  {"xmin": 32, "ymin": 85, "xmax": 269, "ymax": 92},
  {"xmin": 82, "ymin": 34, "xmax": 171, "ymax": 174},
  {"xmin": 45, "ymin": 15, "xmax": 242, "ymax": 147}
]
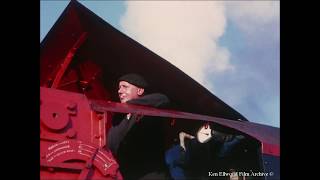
[
  {"xmin": 126, "ymin": 113, "xmax": 132, "ymax": 120},
  {"xmin": 179, "ymin": 132, "xmax": 195, "ymax": 151}
]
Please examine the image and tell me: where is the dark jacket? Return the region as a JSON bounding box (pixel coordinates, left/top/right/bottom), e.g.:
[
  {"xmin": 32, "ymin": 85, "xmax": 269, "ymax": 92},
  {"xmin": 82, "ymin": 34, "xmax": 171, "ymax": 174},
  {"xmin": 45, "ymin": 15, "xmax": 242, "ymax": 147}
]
[
  {"xmin": 107, "ymin": 93, "xmax": 170, "ymax": 180},
  {"xmin": 183, "ymin": 132, "xmax": 245, "ymax": 179}
]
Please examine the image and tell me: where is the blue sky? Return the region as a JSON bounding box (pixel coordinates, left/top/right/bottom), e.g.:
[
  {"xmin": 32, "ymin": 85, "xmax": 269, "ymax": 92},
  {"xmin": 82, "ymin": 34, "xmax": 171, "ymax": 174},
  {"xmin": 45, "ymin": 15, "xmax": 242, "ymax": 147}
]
[{"xmin": 40, "ymin": 1, "xmax": 279, "ymax": 128}]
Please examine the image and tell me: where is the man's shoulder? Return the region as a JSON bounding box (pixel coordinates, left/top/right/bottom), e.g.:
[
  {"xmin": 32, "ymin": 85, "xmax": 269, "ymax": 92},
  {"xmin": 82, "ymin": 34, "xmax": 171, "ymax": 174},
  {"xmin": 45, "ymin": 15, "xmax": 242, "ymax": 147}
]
[
  {"xmin": 143, "ymin": 93, "xmax": 169, "ymax": 101},
  {"xmin": 127, "ymin": 93, "xmax": 170, "ymax": 108}
]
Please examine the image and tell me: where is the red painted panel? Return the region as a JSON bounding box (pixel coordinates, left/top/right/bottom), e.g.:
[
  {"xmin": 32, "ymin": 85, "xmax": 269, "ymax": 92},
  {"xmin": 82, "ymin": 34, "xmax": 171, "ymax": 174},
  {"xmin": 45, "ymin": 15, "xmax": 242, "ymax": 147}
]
[{"xmin": 40, "ymin": 87, "xmax": 120, "ymax": 179}]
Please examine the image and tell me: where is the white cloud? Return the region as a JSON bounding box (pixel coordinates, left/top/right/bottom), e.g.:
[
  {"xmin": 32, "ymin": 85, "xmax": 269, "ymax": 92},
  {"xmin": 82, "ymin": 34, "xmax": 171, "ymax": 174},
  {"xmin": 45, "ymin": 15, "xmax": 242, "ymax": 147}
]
[
  {"xmin": 120, "ymin": 1, "xmax": 233, "ymax": 86},
  {"xmin": 225, "ymin": 1, "xmax": 280, "ymax": 33},
  {"xmin": 119, "ymin": 1, "xmax": 280, "ymax": 127}
]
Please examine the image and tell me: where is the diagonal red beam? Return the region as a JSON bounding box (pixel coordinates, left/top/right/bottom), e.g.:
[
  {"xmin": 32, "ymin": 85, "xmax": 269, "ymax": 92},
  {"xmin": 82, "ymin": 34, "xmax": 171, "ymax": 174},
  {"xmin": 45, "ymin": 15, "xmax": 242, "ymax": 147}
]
[
  {"xmin": 51, "ymin": 32, "xmax": 88, "ymax": 88},
  {"xmin": 90, "ymin": 100, "xmax": 279, "ymax": 156}
]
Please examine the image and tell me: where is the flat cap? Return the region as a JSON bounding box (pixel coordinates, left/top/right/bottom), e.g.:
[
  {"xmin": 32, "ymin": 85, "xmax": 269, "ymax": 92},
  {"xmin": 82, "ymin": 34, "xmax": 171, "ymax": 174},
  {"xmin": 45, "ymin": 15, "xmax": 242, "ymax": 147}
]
[{"xmin": 118, "ymin": 73, "xmax": 148, "ymax": 88}]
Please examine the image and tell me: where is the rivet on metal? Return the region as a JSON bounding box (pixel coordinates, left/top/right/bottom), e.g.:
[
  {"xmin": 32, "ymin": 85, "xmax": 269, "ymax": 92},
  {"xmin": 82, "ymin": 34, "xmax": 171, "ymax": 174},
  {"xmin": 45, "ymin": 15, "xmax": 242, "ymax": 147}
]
[
  {"xmin": 94, "ymin": 134, "xmax": 101, "ymax": 139},
  {"xmin": 97, "ymin": 114, "xmax": 104, "ymax": 120},
  {"xmin": 48, "ymin": 167, "xmax": 54, "ymax": 172},
  {"xmin": 67, "ymin": 102, "xmax": 77, "ymax": 110},
  {"xmin": 66, "ymin": 129, "xmax": 77, "ymax": 138}
]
